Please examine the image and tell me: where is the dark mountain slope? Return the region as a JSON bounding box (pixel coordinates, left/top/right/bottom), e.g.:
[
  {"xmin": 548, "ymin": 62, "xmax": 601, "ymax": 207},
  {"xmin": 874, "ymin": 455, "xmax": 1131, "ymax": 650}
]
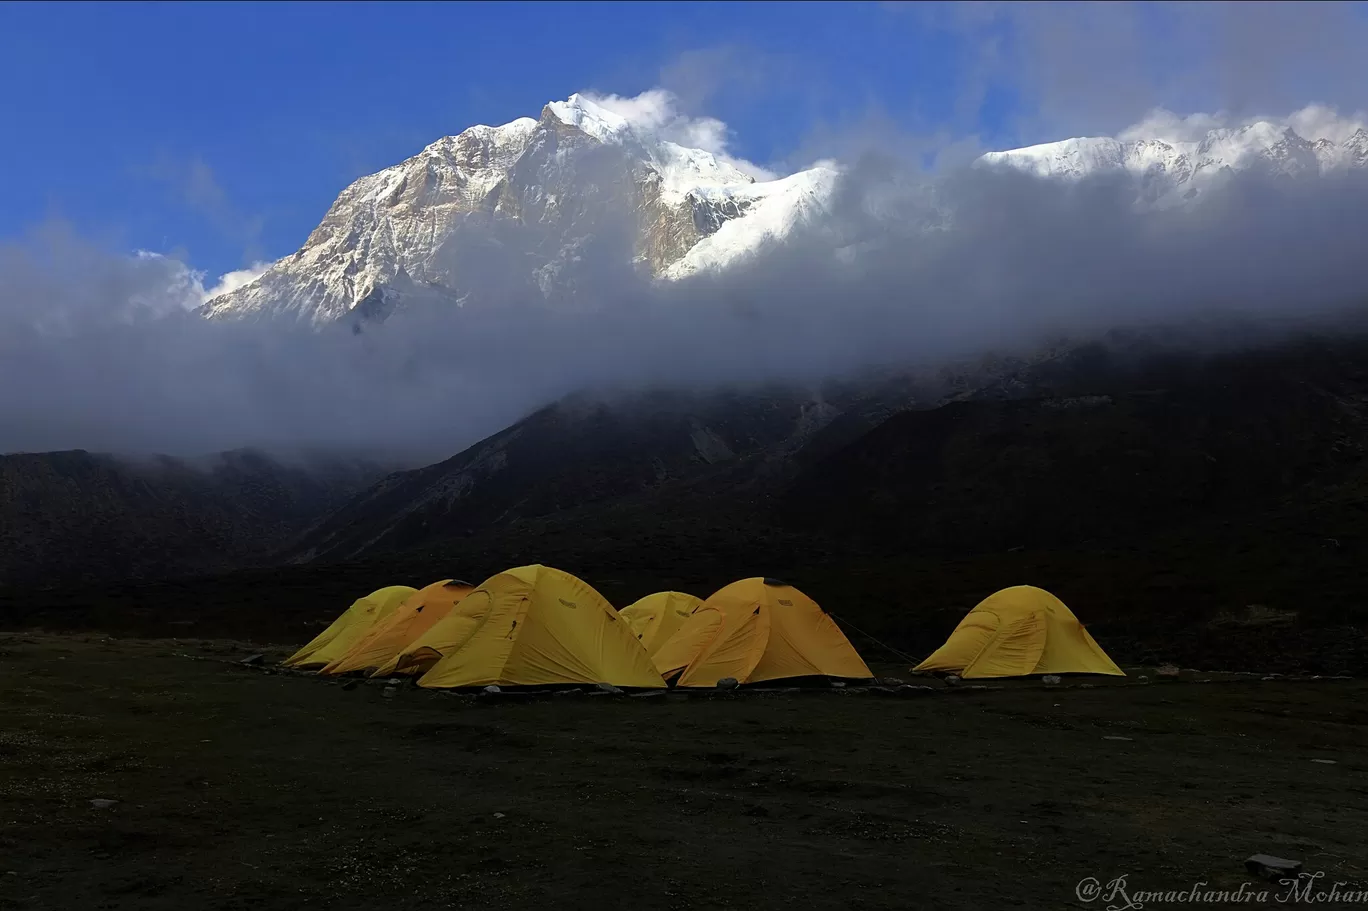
[
  {"xmin": 284, "ymin": 385, "xmax": 888, "ymax": 563},
  {"xmin": 785, "ymin": 336, "xmax": 1368, "ymax": 552},
  {"xmin": 0, "ymin": 448, "xmax": 384, "ymax": 588}
]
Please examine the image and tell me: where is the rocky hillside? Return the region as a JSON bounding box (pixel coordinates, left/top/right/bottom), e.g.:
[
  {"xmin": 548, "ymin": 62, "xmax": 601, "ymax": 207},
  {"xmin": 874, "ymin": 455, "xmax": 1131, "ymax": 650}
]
[
  {"xmin": 283, "ymin": 386, "xmax": 875, "ymax": 563},
  {"xmin": 283, "ymin": 326, "xmax": 1368, "ymax": 567},
  {"xmin": 0, "ymin": 449, "xmax": 385, "ymax": 588}
]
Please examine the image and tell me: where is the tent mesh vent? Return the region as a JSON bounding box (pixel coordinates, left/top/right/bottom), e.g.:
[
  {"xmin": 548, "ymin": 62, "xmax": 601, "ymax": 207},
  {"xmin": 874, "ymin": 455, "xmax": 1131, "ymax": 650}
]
[{"xmin": 762, "ymin": 577, "xmax": 787, "ymax": 587}]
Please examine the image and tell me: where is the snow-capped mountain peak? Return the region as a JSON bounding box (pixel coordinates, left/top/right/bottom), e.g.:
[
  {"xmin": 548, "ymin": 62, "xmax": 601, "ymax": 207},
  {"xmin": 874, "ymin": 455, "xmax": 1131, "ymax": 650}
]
[
  {"xmin": 545, "ymin": 93, "xmax": 635, "ymax": 143},
  {"xmin": 203, "ymin": 91, "xmax": 824, "ymax": 325},
  {"xmin": 977, "ymin": 108, "xmax": 1368, "ymax": 207},
  {"xmin": 202, "ymin": 99, "xmax": 1368, "ymax": 327}
]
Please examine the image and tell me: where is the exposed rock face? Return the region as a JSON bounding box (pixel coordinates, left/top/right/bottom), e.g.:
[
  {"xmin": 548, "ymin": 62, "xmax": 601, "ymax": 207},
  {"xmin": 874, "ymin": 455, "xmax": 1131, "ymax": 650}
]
[{"xmin": 203, "ymin": 96, "xmax": 837, "ymax": 327}]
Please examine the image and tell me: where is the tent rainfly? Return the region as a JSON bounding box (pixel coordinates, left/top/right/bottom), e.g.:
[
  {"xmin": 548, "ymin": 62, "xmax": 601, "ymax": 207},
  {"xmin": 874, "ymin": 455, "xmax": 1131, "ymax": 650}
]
[
  {"xmin": 320, "ymin": 579, "xmax": 475, "ymax": 676},
  {"xmin": 913, "ymin": 585, "xmax": 1125, "ymax": 679},
  {"xmin": 415, "ymin": 564, "xmax": 666, "ymax": 689},
  {"xmin": 653, "ymin": 577, "xmax": 872, "ymax": 687},
  {"xmin": 619, "ymin": 591, "xmax": 704, "ymax": 657},
  {"xmin": 282, "ymin": 585, "xmax": 416, "ymax": 670}
]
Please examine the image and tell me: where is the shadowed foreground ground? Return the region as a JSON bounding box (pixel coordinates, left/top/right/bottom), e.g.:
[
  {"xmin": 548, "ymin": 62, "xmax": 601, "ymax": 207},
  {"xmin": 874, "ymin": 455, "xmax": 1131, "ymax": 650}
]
[{"xmin": 2, "ymin": 634, "xmax": 1365, "ymax": 911}]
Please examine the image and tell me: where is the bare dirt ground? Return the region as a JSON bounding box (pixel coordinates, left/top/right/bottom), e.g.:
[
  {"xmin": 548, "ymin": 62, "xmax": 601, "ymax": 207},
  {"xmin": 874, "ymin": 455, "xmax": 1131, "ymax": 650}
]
[{"xmin": 2, "ymin": 633, "xmax": 1366, "ymax": 911}]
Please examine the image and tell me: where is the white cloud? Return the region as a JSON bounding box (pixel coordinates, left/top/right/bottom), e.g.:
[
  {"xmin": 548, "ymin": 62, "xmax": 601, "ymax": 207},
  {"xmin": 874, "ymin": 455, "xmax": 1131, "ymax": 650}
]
[
  {"xmin": 205, "ymin": 262, "xmax": 270, "ymax": 300},
  {"xmin": 127, "ymin": 252, "xmax": 271, "ymax": 313},
  {"xmin": 1117, "ymin": 109, "xmax": 1231, "ymax": 144},
  {"xmin": 131, "ymin": 250, "xmax": 208, "ymax": 315},
  {"xmin": 1119, "ymin": 104, "xmax": 1367, "ymax": 145},
  {"xmin": 578, "ymin": 88, "xmax": 779, "ymax": 181},
  {"xmin": 1286, "ymin": 104, "xmax": 1368, "ymax": 145},
  {"xmin": 579, "ymin": 88, "xmax": 676, "ymax": 132}
]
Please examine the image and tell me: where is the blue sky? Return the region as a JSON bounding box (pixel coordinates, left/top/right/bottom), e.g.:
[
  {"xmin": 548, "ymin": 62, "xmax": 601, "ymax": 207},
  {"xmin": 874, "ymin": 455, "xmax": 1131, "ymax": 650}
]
[
  {"xmin": 0, "ymin": 1, "xmax": 1022, "ymax": 281},
  {"xmin": 2, "ymin": 0, "xmax": 1365, "ymax": 283}
]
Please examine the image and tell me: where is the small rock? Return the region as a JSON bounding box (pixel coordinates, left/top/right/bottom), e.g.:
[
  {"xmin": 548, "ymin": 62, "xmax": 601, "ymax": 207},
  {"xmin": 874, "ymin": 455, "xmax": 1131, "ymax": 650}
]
[
  {"xmin": 239, "ymin": 653, "xmax": 265, "ymax": 666},
  {"xmin": 1309, "ymin": 759, "xmax": 1337, "ymax": 765},
  {"xmin": 483, "ymin": 685, "xmax": 502, "ymax": 695},
  {"xmin": 1245, "ymin": 854, "xmax": 1302, "ymax": 881},
  {"xmin": 493, "ymin": 812, "xmax": 506, "ymax": 819},
  {"xmin": 944, "ymin": 675, "xmax": 962, "ymax": 687},
  {"xmin": 1041, "ymin": 675, "xmax": 1061, "ymax": 685},
  {"xmin": 595, "ymin": 683, "xmax": 624, "ymax": 695},
  {"xmin": 1078, "ymin": 683, "xmax": 1095, "ymax": 689},
  {"xmin": 1137, "ymin": 675, "xmax": 1150, "ymax": 683},
  {"xmin": 1102, "ymin": 736, "xmax": 1133, "ymax": 742},
  {"xmin": 716, "ymin": 677, "xmax": 740, "ymax": 691},
  {"xmin": 89, "ymin": 799, "xmax": 118, "ymax": 809},
  {"xmin": 830, "ymin": 680, "xmax": 847, "ymax": 688},
  {"xmin": 387, "ymin": 678, "xmax": 403, "ymax": 686},
  {"xmin": 1261, "ymin": 676, "xmax": 1280, "ymax": 682},
  {"xmin": 1156, "ymin": 665, "xmax": 1180, "ymax": 677},
  {"xmin": 381, "ymin": 686, "xmax": 397, "ymax": 699},
  {"xmin": 878, "ymin": 677, "xmax": 906, "ymax": 687}
]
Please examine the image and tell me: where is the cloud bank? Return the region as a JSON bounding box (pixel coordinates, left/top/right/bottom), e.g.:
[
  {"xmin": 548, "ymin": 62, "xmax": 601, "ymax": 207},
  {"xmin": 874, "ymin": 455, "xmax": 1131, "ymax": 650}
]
[{"xmin": 6, "ymin": 144, "xmax": 1368, "ymax": 464}]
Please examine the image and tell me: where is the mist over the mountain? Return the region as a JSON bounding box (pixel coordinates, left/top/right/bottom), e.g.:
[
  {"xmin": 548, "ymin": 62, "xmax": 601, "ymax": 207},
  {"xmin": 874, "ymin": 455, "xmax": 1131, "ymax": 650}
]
[{"xmin": 5, "ymin": 128, "xmax": 1368, "ymax": 463}]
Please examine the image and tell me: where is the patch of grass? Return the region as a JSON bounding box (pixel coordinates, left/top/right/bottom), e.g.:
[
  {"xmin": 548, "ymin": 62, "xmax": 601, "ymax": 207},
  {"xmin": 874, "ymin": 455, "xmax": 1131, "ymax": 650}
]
[{"xmin": 1, "ymin": 634, "xmax": 1366, "ymax": 911}]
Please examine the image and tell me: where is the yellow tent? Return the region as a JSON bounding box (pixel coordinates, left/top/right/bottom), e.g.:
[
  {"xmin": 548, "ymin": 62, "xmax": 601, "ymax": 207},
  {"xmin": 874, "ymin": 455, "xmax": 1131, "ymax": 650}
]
[
  {"xmin": 415, "ymin": 564, "xmax": 666, "ymax": 689},
  {"xmin": 655, "ymin": 577, "xmax": 872, "ymax": 687},
  {"xmin": 913, "ymin": 585, "xmax": 1125, "ymax": 679},
  {"xmin": 282, "ymin": 585, "xmax": 416, "ymax": 669},
  {"xmin": 619, "ymin": 591, "xmax": 704, "ymax": 656},
  {"xmin": 369, "ymin": 582, "xmax": 496, "ymax": 679},
  {"xmin": 320, "ymin": 579, "xmax": 474, "ymax": 676}
]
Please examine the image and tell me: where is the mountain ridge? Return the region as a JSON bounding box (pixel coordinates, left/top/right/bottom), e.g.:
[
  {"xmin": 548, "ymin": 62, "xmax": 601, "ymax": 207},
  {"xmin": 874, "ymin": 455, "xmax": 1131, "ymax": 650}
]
[
  {"xmin": 201, "ymin": 95, "xmax": 1368, "ymax": 327},
  {"xmin": 201, "ymin": 94, "xmax": 839, "ymax": 326}
]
